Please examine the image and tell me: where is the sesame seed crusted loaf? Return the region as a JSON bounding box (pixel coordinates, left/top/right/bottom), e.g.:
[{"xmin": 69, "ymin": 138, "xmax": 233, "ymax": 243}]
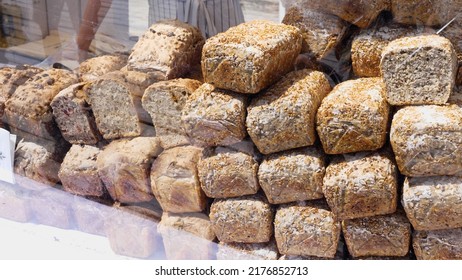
[
  {"xmin": 202, "ymin": 20, "xmax": 302, "ymax": 94},
  {"xmin": 128, "ymin": 20, "xmax": 205, "ymax": 79}
]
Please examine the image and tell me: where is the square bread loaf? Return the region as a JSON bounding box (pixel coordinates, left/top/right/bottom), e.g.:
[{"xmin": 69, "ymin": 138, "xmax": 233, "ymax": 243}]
[
  {"xmin": 352, "ymin": 24, "xmax": 425, "ymax": 77},
  {"xmin": 158, "ymin": 212, "xmax": 216, "ymax": 260},
  {"xmin": 381, "ymin": 35, "xmax": 457, "ymax": 106},
  {"xmin": 77, "ymin": 53, "xmax": 128, "ymax": 82},
  {"xmin": 150, "ymin": 146, "xmax": 206, "ymax": 213},
  {"xmin": 202, "ymin": 20, "xmax": 302, "ymax": 94},
  {"xmin": 198, "ymin": 147, "xmax": 259, "ymax": 198},
  {"xmin": 246, "ymin": 69, "xmax": 330, "ymax": 154},
  {"xmin": 59, "ymin": 145, "xmax": 105, "ymax": 197},
  {"xmin": 182, "ymin": 83, "xmax": 247, "ymax": 147},
  {"xmin": 0, "ymin": 65, "xmax": 42, "ymax": 117},
  {"xmin": 51, "ymin": 83, "xmax": 102, "ymax": 145},
  {"xmin": 72, "ymin": 196, "xmax": 112, "ymax": 236},
  {"xmin": 300, "ymin": 0, "xmax": 390, "ymax": 28},
  {"xmin": 97, "ymin": 137, "xmax": 163, "ymax": 203},
  {"xmin": 217, "ymin": 241, "xmax": 279, "ymax": 260},
  {"xmin": 323, "ymin": 152, "xmax": 398, "ymax": 220},
  {"xmin": 0, "ymin": 182, "xmax": 31, "ymax": 223},
  {"xmin": 105, "ymin": 204, "xmax": 162, "ymax": 258},
  {"xmin": 413, "ymin": 229, "xmax": 462, "ymax": 260},
  {"xmin": 4, "ymin": 68, "xmax": 78, "ymax": 140},
  {"xmin": 316, "ymin": 78, "xmax": 389, "ymax": 154},
  {"xmin": 403, "ymin": 176, "xmax": 462, "ymax": 231},
  {"xmin": 274, "ymin": 203, "xmax": 341, "ymax": 259},
  {"xmin": 258, "ymin": 147, "xmax": 325, "ymax": 204},
  {"xmin": 29, "ymin": 188, "xmax": 74, "ymax": 229},
  {"xmin": 282, "ymin": 7, "xmax": 347, "ymax": 59},
  {"xmin": 390, "ymin": 105, "xmax": 462, "ymax": 177},
  {"xmin": 209, "ymin": 194, "xmax": 273, "ymax": 243},
  {"xmin": 342, "ymin": 212, "xmax": 411, "ymax": 258},
  {"xmin": 86, "ymin": 75, "xmax": 141, "ymax": 139},
  {"xmin": 128, "ymin": 20, "xmax": 204, "ymax": 79},
  {"xmin": 391, "ymin": 0, "xmax": 460, "ymax": 26},
  {"xmin": 142, "ymin": 78, "xmax": 202, "ymax": 136}
]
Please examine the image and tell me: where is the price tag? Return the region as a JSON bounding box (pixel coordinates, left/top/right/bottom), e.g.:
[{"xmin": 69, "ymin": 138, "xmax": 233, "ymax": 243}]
[{"xmin": 0, "ymin": 128, "xmax": 16, "ymax": 184}]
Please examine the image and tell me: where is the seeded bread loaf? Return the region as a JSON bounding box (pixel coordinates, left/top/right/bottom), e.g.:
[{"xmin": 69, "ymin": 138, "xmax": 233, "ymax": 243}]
[
  {"xmin": 274, "ymin": 203, "xmax": 341, "ymax": 259},
  {"xmin": 151, "ymin": 146, "xmax": 206, "ymax": 213},
  {"xmin": 142, "ymin": 79, "xmax": 202, "ymax": 136},
  {"xmin": 59, "ymin": 145, "xmax": 105, "ymax": 197},
  {"xmin": 246, "ymin": 69, "xmax": 330, "ymax": 154},
  {"xmin": 413, "ymin": 229, "xmax": 462, "ymax": 260},
  {"xmin": 0, "ymin": 182, "xmax": 31, "ymax": 223},
  {"xmin": 381, "ymin": 35, "xmax": 457, "ymax": 106},
  {"xmin": 217, "ymin": 241, "xmax": 279, "ymax": 260},
  {"xmin": 403, "ymin": 176, "xmax": 462, "ymax": 231},
  {"xmin": 198, "ymin": 147, "xmax": 259, "ymax": 198},
  {"xmin": 158, "ymin": 212, "xmax": 216, "ymax": 260},
  {"xmin": 342, "ymin": 212, "xmax": 411, "ymax": 258},
  {"xmin": 72, "ymin": 195, "xmax": 112, "ymax": 236},
  {"xmin": 51, "ymin": 83, "xmax": 102, "ymax": 145},
  {"xmin": 77, "ymin": 53, "xmax": 128, "ymax": 82},
  {"xmin": 202, "ymin": 20, "xmax": 302, "ymax": 94},
  {"xmin": 316, "ymin": 78, "xmax": 389, "ymax": 154},
  {"xmin": 390, "ymin": 105, "xmax": 462, "ymax": 177},
  {"xmin": 28, "ymin": 187, "xmax": 74, "ymax": 229},
  {"xmin": 258, "ymin": 147, "xmax": 325, "ymax": 204},
  {"xmin": 391, "ymin": 0, "xmax": 461, "ymax": 26},
  {"xmin": 86, "ymin": 75, "xmax": 141, "ymax": 139},
  {"xmin": 0, "ymin": 65, "xmax": 42, "ymax": 117},
  {"xmin": 182, "ymin": 83, "xmax": 247, "ymax": 147},
  {"xmin": 323, "ymin": 152, "xmax": 398, "ymax": 220},
  {"xmin": 4, "ymin": 68, "xmax": 78, "ymax": 140},
  {"xmin": 210, "ymin": 194, "xmax": 273, "ymax": 243},
  {"xmin": 128, "ymin": 20, "xmax": 205, "ymax": 79},
  {"xmin": 352, "ymin": 24, "xmax": 428, "ymax": 77},
  {"xmin": 282, "ymin": 6, "xmax": 347, "ymax": 59},
  {"xmin": 97, "ymin": 137, "xmax": 163, "ymax": 203},
  {"xmin": 300, "ymin": 0, "xmax": 390, "ymax": 28}
]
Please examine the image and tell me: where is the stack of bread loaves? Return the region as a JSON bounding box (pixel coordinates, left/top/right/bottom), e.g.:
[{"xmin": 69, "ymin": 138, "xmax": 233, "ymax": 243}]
[{"xmin": 2, "ymin": 0, "xmax": 462, "ymax": 260}]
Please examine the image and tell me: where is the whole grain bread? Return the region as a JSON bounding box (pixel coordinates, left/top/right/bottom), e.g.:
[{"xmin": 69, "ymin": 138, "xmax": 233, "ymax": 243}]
[
  {"xmin": 217, "ymin": 241, "xmax": 279, "ymax": 260},
  {"xmin": 77, "ymin": 53, "xmax": 128, "ymax": 82},
  {"xmin": 413, "ymin": 229, "xmax": 462, "ymax": 260},
  {"xmin": 391, "ymin": 0, "xmax": 461, "ymax": 26}
]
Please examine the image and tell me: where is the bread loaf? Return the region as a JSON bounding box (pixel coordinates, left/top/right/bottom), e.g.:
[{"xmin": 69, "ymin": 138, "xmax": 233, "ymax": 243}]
[
  {"xmin": 142, "ymin": 79, "xmax": 202, "ymax": 136},
  {"xmin": 246, "ymin": 69, "xmax": 330, "ymax": 154},
  {"xmin": 342, "ymin": 212, "xmax": 411, "ymax": 258},
  {"xmin": 391, "ymin": 0, "xmax": 461, "ymax": 26},
  {"xmin": 323, "ymin": 152, "xmax": 398, "ymax": 220},
  {"xmin": 59, "ymin": 145, "xmax": 105, "ymax": 197},
  {"xmin": 274, "ymin": 203, "xmax": 340, "ymax": 259},
  {"xmin": 300, "ymin": 0, "xmax": 390, "ymax": 28},
  {"xmin": 258, "ymin": 147, "xmax": 325, "ymax": 204},
  {"xmin": 0, "ymin": 182, "xmax": 31, "ymax": 223},
  {"xmin": 390, "ymin": 105, "xmax": 462, "ymax": 177},
  {"xmin": 105, "ymin": 203, "xmax": 163, "ymax": 258},
  {"xmin": 29, "ymin": 187, "xmax": 74, "ymax": 229},
  {"xmin": 86, "ymin": 75, "xmax": 141, "ymax": 139},
  {"xmin": 0, "ymin": 65, "xmax": 42, "ymax": 117},
  {"xmin": 217, "ymin": 241, "xmax": 279, "ymax": 260},
  {"xmin": 198, "ymin": 147, "xmax": 259, "ymax": 198},
  {"xmin": 381, "ymin": 35, "xmax": 457, "ymax": 106},
  {"xmin": 352, "ymin": 24, "xmax": 428, "ymax": 77},
  {"xmin": 282, "ymin": 7, "xmax": 347, "ymax": 59},
  {"xmin": 316, "ymin": 78, "xmax": 389, "ymax": 154},
  {"xmin": 413, "ymin": 229, "xmax": 462, "ymax": 260},
  {"xmin": 182, "ymin": 83, "xmax": 247, "ymax": 147},
  {"xmin": 72, "ymin": 195, "xmax": 112, "ymax": 236},
  {"xmin": 51, "ymin": 83, "xmax": 102, "ymax": 145},
  {"xmin": 403, "ymin": 176, "xmax": 462, "ymax": 231},
  {"xmin": 4, "ymin": 68, "xmax": 78, "ymax": 140},
  {"xmin": 128, "ymin": 20, "xmax": 204, "ymax": 79},
  {"xmin": 202, "ymin": 20, "xmax": 302, "ymax": 94},
  {"xmin": 97, "ymin": 137, "xmax": 163, "ymax": 203},
  {"xmin": 210, "ymin": 194, "xmax": 273, "ymax": 243},
  {"xmin": 150, "ymin": 146, "xmax": 206, "ymax": 213},
  {"xmin": 78, "ymin": 54, "xmax": 128, "ymax": 82},
  {"xmin": 158, "ymin": 212, "xmax": 216, "ymax": 260}
]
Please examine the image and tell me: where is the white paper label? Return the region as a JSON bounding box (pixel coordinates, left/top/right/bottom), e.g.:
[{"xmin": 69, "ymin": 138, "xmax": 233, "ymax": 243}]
[{"xmin": 0, "ymin": 128, "xmax": 16, "ymax": 184}]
